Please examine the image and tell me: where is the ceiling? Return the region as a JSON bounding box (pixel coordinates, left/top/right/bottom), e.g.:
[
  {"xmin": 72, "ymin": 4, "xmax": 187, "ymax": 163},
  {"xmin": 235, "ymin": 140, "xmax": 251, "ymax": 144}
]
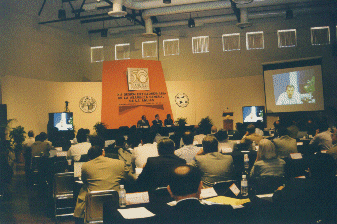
[{"xmin": 36, "ymin": 0, "xmax": 334, "ymax": 37}]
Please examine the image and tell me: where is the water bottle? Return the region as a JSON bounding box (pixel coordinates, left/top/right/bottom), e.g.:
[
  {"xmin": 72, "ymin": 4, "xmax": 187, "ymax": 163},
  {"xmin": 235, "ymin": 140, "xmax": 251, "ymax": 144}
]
[
  {"xmin": 241, "ymin": 175, "xmax": 248, "ymax": 197},
  {"xmin": 252, "ymin": 141, "xmax": 256, "ymax": 151},
  {"xmin": 119, "ymin": 185, "xmax": 126, "ymax": 208},
  {"xmin": 244, "ymin": 154, "xmax": 249, "ymax": 170}
]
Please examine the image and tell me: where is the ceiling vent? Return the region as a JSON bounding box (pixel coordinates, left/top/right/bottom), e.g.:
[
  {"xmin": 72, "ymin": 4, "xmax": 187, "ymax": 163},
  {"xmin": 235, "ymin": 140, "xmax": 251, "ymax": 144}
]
[{"xmin": 108, "ymin": 0, "xmax": 127, "ymax": 17}]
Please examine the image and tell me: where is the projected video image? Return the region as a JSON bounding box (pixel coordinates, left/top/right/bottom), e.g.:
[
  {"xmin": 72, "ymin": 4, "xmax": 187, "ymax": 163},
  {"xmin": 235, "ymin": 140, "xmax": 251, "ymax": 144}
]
[
  {"xmin": 273, "ymin": 70, "xmax": 316, "ymax": 106},
  {"xmin": 243, "ymin": 106, "xmax": 264, "ymax": 123},
  {"xmin": 54, "ymin": 112, "xmax": 73, "ymax": 131}
]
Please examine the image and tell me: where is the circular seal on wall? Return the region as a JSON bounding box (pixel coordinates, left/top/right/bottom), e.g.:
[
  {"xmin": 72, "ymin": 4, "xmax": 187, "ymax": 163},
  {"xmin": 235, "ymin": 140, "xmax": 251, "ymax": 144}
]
[
  {"xmin": 175, "ymin": 93, "xmax": 189, "ymax": 108},
  {"xmin": 137, "ymin": 69, "xmax": 149, "ymax": 83},
  {"xmin": 79, "ymin": 96, "xmax": 97, "ymax": 113}
]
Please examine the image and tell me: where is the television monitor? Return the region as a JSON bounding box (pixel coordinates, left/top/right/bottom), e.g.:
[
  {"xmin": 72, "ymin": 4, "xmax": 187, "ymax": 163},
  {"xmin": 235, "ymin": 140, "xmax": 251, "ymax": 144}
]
[
  {"xmin": 242, "ymin": 106, "xmax": 264, "ymax": 123},
  {"xmin": 49, "ymin": 112, "xmax": 74, "ymax": 131},
  {"xmin": 263, "ymin": 57, "xmax": 324, "ymax": 113}
]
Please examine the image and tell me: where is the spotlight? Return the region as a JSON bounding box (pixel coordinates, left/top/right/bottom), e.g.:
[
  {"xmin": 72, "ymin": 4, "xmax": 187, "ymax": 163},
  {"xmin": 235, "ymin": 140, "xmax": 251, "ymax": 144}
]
[
  {"xmin": 286, "ymin": 9, "xmax": 293, "ymax": 19},
  {"xmin": 58, "ymin": 9, "xmax": 66, "ymax": 20},
  {"xmin": 188, "ymin": 18, "xmax": 195, "ymax": 28},
  {"xmin": 163, "ymin": 0, "xmax": 171, "ymax": 3},
  {"xmin": 101, "ymin": 29, "xmax": 108, "ymax": 37}
]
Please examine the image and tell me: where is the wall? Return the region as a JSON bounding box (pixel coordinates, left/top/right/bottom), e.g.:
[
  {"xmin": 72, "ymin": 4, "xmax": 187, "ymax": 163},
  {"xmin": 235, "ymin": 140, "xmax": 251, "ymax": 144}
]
[{"xmin": 1, "ymin": 76, "xmax": 102, "ymax": 135}]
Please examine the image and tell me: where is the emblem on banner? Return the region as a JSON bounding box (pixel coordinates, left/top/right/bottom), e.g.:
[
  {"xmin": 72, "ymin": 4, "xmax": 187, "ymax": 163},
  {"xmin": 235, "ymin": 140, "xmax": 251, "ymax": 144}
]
[
  {"xmin": 127, "ymin": 68, "xmax": 150, "ymax": 91},
  {"xmin": 175, "ymin": 93, "xmax": 189, "ymax": 108}
]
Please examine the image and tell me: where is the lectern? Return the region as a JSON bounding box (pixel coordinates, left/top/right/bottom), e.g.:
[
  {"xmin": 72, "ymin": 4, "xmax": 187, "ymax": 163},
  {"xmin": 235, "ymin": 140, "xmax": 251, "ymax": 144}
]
[{"xmin": 223, "ymin": 112, "xmax": 233, "ymax": 130}]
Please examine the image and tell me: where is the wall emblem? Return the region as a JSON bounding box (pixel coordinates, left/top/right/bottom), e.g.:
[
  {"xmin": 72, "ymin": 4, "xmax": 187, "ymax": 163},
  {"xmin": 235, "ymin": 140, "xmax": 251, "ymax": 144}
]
[
  {"xmin": 175, "ymin": 93, "xmax": 189, "ymax": 108},
  {"xmin": 79, "ymin": 96, "xmax": 97, "ymax": 113},
  {"xmin": 127, "ymin": 68, "xmax": 150, "ymax": 91}
]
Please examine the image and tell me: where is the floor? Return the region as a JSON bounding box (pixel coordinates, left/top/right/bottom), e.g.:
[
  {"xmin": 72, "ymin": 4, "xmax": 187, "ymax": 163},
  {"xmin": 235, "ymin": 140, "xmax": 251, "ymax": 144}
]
[{"xmin": 0, "ymin": 162, "xmax": 75, "ymax": 224}]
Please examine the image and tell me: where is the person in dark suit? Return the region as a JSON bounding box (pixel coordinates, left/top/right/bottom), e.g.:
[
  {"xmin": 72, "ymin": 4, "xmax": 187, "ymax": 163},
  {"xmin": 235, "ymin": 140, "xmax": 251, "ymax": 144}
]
[
  {"xmin": 137, "ymin": 138, "xmax": 186, "ymax": 192},
  {"xmin": 152, "ymin": 114, "xmax": 163, "ymax": 128},
  {"xmin": 162, "ymin": 165, "xmax": 234, "ymax": 224},
  {"xmin": 137, "ymin": 115, "xmax": 150, "ymax": 128}
]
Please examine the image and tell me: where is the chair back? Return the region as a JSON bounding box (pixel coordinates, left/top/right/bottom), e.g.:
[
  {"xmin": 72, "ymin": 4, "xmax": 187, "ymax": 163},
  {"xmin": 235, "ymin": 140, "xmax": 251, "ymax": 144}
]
[
  {"xmin": 251, "ymin": 176, "xmax": 285, "ymax": 195},
  {"xmin": 149, "ymin": 187, "xmax": 172, "ymax": 204},
  {"xmin": 53, "ymin": 172, "xmax": 74, "ymax": 197},
  {"xmin": 85, "ymin": 190, "xmax": 119, "ymax": 224},
  {"xmin": 213, "ymin": 180, "xmax": 240, "ymax": 197}
]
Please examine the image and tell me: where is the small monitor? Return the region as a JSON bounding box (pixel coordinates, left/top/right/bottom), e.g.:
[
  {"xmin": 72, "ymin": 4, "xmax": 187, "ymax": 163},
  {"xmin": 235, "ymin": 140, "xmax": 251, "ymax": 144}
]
[
  {"xmin": 49, "ymin": 112, "xmax": 74, "ymax": 131},
  {"xmin": 242, "ymin": 106, "xmax": 264, "ymax": 123}
]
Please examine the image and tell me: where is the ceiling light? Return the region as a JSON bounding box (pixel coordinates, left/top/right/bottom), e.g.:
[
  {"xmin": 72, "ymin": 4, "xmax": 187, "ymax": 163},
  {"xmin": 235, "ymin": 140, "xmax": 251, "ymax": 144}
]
[{"xmin": 163, "ymin": 0, "xmax": 171, "ymax": 3}]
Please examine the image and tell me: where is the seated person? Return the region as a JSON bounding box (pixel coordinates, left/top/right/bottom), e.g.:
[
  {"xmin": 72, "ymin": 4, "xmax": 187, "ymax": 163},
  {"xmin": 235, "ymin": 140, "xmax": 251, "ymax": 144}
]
[
  {"xmin": 174, "ymin": 131, "xmax": 201, "ymax": 163},
  {"xmin": 137, "ymin": 115, "xmax": 150, "ymax": 128},
  {"xmin": 309, "ymin": 120, "xmax": 332, "ymax": 151},
  {"xmin": 131, "ymin": 131, "xmax": 158, "ymax": 169},
  {"xmin": 30, "ymin": 132, "xmax": 53, "ymax": 157},
  {"xmin": 67, "ymin": 130, "xmax": 91, "ymax": 161},
  {"xmin": 164, "ymin": 114, "xmax": 173, "ymax": 126},
  {"xmin": 250, "ymin": 139, "xmax": 285, "ymax": 179},
  {"xmin": 163, "ymin": 165, "xmax": 234, "ymax": 224},
  {"xmin": 105, "ymin": 135, "xmax": 125, "ymax": 159},
  {"xmin": 327, "ymin": 130, "xmax": 337, "ymax": 161},
  {"xmin": 152, "ymin": 114, "xmax": 163, "ymax": 128},
  {"xmin": 137, "ymin": 138, "xmax": 186, "ymax": 192},
  {"xmin": 241, "ymin": 124, "xmax": 263, "ymax": 150},
  {"xmin": 232, "ymin": 122, "xmax": 246, "ymax": 140},
  {"xmin": 272, "ymin": 153, "xmax": 337, "ymax": 223},
  {"xmin": 272, "ymin": 126, "xmax": 297, "ymax": 159},
  {"xmin": 211, "ymin": 126, "xmax": 217, "ymax": 135},
  {"xmin": 73, "ymin": 146, "xmax": 134, "ymax": 220},
  {"xmin": 193, "ymin": 126, "xmax": 206, "ymax": 145},
  {"xmin": 215, "ymin": 129, "xmax": 236, "ymax": 153},
  {"xmin": 190, "ymin": 135, "xmax": 234, "ymax": 188}
]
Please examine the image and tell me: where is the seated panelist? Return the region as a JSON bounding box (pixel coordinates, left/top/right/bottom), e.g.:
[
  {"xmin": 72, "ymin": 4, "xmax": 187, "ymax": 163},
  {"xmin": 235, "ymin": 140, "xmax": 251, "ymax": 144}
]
[
  {"xmin": 137, "ymin": 115, "xmax": 150, "ymax": 128},
  {"xmin": 152, "ymin": 114, "xmax": 163, "ymax": 128}
]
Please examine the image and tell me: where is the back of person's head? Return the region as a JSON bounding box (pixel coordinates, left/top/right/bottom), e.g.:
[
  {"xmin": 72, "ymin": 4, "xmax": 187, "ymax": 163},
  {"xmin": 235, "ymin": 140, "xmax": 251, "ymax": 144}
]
[
  {"xmin": 211, "ymin": 126, "xmax": 217, "ymax": 134},
  {"xmin": 115, "ymin": 135, "xmax": 125, "ymax": 147},
  {"xmin": 236, "ymin": 122, "xmax": 244, "ymax": 131},
  {"xmin": 89, "ymin": 135, "xmax": 105, "ymax": 149},
  {"xmin": 39, "ymin": 132, "xmax": 48, "ymax": 141},
  {"xmin": 168, "ymin": 165, "xmax": 201, "ymax": 196},
  {"xmin": 215, "ymin": 129, "xmax": 228, "ymax": 142},
  {"xmin": 278, "ymin": 126, "xmax": 289, "ymax": 137},
  {"xmin": 202, "ymin": 135, "xmax": 218, "ymax": 153},
  {"xmin": 141, "ymin": 115, "xmax": 146, "ymax": 120},
  {"xmin": 84, "ymin": 129, "xmax": 90, "ymax": 135},
  {"xmin": 247, "ymin": 124, "xmax": 255, "ymax": 134},
  {"xmin": 155, "ymin": 114, "xmax": 159, "ymax": 119},
  {"xmin": 157, "ymin": 138, "xmax": 175, "ymax": 155},
  {"xmin": 35, "ymin": 134, "xmax": 42, "ymax": 142},
  {"xmin": 308, "ymin": 153, "xmax": 336, "ymax": 180},
  {"xmin": 182, "ymin": 131, "xmax": 194, "ymax": 145},
  {"xmin": 142, "ymin": 131, "xmax": 155, "ymax": 144},
  {"xmin": 257, "ymin": 139, "xmax": 277, "ymax": 160},
  {"xmin": 87, "ymin": 146, "xmax": 103, "ymax": 160},
  {"xmin": 28, "ymin": 130, "xmax": 34, "ymax": 138},
  {"xmin": 77, "ymin": 132, "xmax": 87, "ymax": 143},
  {"xmin": 127, "ymin": 134, "xmax": 141, "ymax": 149}
]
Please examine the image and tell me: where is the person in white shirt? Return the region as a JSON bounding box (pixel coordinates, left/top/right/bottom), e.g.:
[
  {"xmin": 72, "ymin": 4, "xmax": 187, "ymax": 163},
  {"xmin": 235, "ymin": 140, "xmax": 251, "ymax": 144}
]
[
  {"xmin": 131, "ymin": 132, "xmax": 158, "ymax": 168},
  {"xmin": 276, "ymin": 85, "xmax": 303, "ymax": 105},
  {"xmin": 309, "ymin": 121, "xmax": 332, "ymax": 151},
  {"xmin": 175, "ymin": 131, "xmax": 201, "ymax": 163},
  {"xmin": 67, "ymin": 131, "xmax": 91, "ymax": 161},
  {"xmin": 23, "ymin": 130, "xmax": 35, "ymax": 147}
]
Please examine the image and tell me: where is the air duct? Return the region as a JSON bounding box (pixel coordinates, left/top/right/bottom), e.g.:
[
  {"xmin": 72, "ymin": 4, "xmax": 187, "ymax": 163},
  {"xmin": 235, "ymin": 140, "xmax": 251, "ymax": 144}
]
[
  {"xmin": 108, "ymin": 0, "xmax": 127, "ymax": 17},
  {"xmin": 237, "ymin": 8, "xmax": 252, "ymax": 28},
  {"xmin": 142, "ymin": 18, "xmax": 157, "ymax": 37}
]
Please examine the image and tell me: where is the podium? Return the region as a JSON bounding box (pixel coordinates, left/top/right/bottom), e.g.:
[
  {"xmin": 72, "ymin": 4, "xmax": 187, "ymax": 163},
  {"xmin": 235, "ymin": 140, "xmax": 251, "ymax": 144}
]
[{"xmin": 223, "ymin": 112, "xmax": 233, "ymax": 130}]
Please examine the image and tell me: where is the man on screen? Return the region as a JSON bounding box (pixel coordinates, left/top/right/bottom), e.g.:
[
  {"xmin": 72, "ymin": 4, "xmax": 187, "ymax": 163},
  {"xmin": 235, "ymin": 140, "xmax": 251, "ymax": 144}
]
[{"xmin": 276, "ymin": 85, "xmax": 303, "ymax": 105}]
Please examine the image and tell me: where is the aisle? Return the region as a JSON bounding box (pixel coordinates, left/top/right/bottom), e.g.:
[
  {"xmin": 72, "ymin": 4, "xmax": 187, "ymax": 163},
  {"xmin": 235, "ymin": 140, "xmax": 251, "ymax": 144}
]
[{"xmin": 0, "ymin": 163, "xmax": 75, "ymax": 224}]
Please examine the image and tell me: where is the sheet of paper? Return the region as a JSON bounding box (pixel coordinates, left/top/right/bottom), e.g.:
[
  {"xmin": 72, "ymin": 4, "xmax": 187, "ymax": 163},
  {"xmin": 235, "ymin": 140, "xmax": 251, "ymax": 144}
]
[
  {"xmin": 117, "ymin": 207, "xmax": 155, "ymax": 219},
  {"xmin": 200, "ymin": 187, "xmax": 217, "ymax": 199},
  {"xmin": 206, "ymin": 196, "xmax": 250, "ymax": 206},
  {"xmin": 126, "ymin": 192, "xmax": 149, "ymax": 205},
  {"xmin": 221, "ymin": 148, "xmax": 233, "ymax": 153},
  {"xmin": 290, "ymin": 153, "xmax": 302, "ymax": 159},
  {"xmin": 256, "ymin": 193, "xmax": 274, "ymax": 198},
  {"xmin": 229, "ymin": 183, "xmax": 240, "ymax": 196},
  {"xmin": 297, "ymin": 142, "xmax": 304, "ymax": 146}
]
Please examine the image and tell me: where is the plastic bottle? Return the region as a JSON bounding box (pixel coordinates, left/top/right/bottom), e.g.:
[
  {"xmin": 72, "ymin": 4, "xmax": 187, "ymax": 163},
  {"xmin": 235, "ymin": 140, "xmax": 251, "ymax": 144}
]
[
  {"xmin": 244, "ymin": 154, "xmax": 249, "ymax": 170},
  {"xmin": 252, "ymin": 141, "xmax": 256, "ymax": 151},
  {"xmin": 241, "ymin": 175, "xmax": 248, "ymax": 197},
  {"xmin": 119, "ymin": 185, "xmax": 126, "ymax": 208}
]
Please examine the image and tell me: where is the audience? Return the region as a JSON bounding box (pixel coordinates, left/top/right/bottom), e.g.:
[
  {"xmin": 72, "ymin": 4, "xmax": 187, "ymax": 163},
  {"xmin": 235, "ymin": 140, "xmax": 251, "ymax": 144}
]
[
  {"xmin": 164, "ymin": 165, "xmax": 234, "ymax": 224},
  {"xmin": 250, "ymin": 139, "xmax": 285, "ymax": 179},
  {"xmin": 131, "ymin": 131, "xmax": 158, "ymax": 168},
  {"xmin": 215, "ymin": 129, "xmax": 236, "ymax": 153},
  {"xmin": 241, "ymin": 124, "xmax": 263, "ymax": 150},
  {"xmin": 232, "ymin": 122, "xmax": 245, "ymax": 140},
  {"xmin": 190, "ymin": 135, "xmax": 234, "ymax": 188},
  {"xmin": 67, "ymin": 129, "xmax": 91, "ymax": 161},
  {"xmin": 286, "ymin": 119, "xmax": 300, "ymax": 139},
  {"xmin": 272, "ymin": 153, "xmax": 337, "ymax": 223},
  {"xmin": 272, "ymin": 126, "xmax": 297, "ymax": 159},
  {"xmin": 327, "ymin": 130, "xmax": 337, "ymax": 162},
  {"xmin": 309, "ymin": 119, "xmax": 333, "ymax": 151},
  {"xmin": 137, "ymin": 138, "xmax": 186, "ymax": 192},
  {"xmin": 30, "ymin": 132, "xmax": 53, "ymax": 157},
  {"xmin": 23, "ymin": 130, "xmax": 35, "ymax": 148},
  {"xmin": 174, "ymin": 131, "xmax": 201, "ymax": 163},
  {"xmin": 74, "ymin": 145, "xmax": 133, "ymax": 220}
]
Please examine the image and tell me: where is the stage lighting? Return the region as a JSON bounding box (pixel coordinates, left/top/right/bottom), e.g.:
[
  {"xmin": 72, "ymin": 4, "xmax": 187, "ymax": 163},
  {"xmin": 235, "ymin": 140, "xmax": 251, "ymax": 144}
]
[{"xmin": 188, "ymin": 18, "xmax": 195, "ymax": 28}]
